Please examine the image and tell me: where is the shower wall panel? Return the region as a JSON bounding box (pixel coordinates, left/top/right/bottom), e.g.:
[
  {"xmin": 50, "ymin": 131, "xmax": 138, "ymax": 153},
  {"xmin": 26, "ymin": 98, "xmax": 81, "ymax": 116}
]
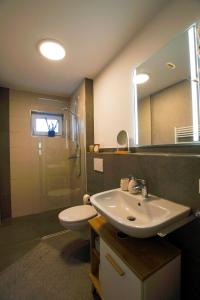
[
  {"xmin": 9, "ymin": 90, "xmax": 71, "ymax": 217},
  {"xmin": 68, "ymin": 78, "xmax": 94, "ymax": 204}
]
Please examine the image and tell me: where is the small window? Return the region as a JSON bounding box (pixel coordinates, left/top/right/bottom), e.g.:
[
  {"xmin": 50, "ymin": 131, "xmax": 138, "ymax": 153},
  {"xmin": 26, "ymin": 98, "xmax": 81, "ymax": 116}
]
[{"xmin": 31, "ymin": 111, "xmax": 63, "ymax": 136}]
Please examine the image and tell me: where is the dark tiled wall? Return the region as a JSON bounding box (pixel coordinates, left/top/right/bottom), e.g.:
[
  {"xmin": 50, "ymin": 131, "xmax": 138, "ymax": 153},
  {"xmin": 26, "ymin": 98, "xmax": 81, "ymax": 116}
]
[
  {"xmin": 85, "ymin": 78, "xmax": 94, "ymax": 148},
  {"xmin": 135, "ymin": 144, "xmax": 200, "ymax": 153},
  {"xmin": 87, "ymin": 151, "xmax": 200, "ymax": 300},
  {"xmin": 166, "ymin": 218, "xmax": 200, "ymax": 300},
  {"xmin": 0, "ymin": 87, "xmax": 11, "ymax": 218},
  {"xmin": 87, "ymin": 152, "xmax": 200, "ymax": 209}
]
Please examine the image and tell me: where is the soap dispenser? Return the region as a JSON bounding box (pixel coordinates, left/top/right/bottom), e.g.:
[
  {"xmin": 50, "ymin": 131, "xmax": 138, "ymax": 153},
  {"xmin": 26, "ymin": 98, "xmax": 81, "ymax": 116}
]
[{"xmin": 128, "ymin": 177, "xmax": 138, "ymax": 194}]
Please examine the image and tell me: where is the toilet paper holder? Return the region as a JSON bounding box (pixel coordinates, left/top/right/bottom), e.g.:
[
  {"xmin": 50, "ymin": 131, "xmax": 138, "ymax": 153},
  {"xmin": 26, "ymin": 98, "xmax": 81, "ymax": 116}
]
[{"xmin": 83, "ymin": 194, "xmax": 91, "ymax": 205}]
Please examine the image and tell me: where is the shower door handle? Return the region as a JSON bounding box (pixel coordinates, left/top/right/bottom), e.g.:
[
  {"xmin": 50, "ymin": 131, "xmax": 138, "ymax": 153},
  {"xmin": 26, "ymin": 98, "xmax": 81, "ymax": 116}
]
[{"xmin": 38, "ymin": 142, "xmax": 43, "ymax": 156}]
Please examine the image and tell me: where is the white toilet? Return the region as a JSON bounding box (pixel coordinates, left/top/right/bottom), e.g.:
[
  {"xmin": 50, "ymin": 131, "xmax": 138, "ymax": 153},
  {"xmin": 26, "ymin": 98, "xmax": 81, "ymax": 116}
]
[{"xmin": 58, "ymin": 197, "xmax": 97, "ymax": 239}]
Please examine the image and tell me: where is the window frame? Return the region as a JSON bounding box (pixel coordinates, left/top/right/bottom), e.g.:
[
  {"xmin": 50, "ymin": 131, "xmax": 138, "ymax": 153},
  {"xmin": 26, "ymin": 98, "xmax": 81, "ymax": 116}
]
[{"xmin": 31, "ymin": 111, "xmax": 64, "ymax": 136}]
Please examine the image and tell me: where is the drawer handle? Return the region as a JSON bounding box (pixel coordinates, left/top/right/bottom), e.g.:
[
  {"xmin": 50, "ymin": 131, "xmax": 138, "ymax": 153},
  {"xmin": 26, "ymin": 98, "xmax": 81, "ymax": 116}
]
[{"xmin": 105, "ymin": 254, "xmax": 125, "ymax": 276}]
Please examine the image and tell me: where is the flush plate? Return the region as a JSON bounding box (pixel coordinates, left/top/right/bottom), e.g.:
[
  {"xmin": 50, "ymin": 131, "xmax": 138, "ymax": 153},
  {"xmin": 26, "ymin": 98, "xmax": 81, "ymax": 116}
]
[{"xmin": 94, "ymin": 158, "xmax": 103, "ymax": 172}]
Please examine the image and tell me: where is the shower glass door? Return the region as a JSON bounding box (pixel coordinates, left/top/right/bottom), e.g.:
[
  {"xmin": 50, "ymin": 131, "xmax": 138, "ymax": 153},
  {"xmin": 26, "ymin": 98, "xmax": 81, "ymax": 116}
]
[{"xmin": 10, "ymin": 92, "xmax": 84, "ymax": 218}]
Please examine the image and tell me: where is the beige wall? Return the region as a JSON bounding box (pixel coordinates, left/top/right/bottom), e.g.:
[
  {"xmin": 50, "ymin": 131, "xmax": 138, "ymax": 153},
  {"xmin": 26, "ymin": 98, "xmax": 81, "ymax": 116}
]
[
  {"xmin": 10, "ymin": 89, "xmax": 70, "ymax": 217},
  {"xmin": 93, "ymin": 0, "xmax": 200, "ymax": 148}
]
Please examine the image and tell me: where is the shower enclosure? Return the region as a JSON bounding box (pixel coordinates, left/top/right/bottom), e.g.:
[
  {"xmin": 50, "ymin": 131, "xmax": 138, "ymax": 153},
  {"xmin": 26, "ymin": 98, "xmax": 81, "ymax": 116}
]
[
  {"xmin": 37, "ymin": 98, "xmax": 85, "ymax": 213},
  {"xmin": 9, "ymin": 90, "xmax": 86, "ymax": 218}
]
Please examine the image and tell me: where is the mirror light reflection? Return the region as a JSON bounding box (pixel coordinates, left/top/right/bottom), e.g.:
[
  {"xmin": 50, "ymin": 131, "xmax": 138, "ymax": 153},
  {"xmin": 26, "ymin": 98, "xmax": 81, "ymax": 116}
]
[{"xmin": 133, "ymin": 22, "xmax": 200, "ymax": 146}]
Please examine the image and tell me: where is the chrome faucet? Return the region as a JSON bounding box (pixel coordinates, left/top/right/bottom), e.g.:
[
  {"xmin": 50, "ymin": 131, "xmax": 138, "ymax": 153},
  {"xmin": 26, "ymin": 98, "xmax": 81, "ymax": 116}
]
[{"xmin": 135, "ymin": 179, "xmax": 148, "ymax": 199}]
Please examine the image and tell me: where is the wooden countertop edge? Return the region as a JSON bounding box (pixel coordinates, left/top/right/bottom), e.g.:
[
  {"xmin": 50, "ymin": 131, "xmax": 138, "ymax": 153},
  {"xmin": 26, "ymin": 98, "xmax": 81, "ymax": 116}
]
[{"xmin": 88, "ymin": 216, "xmax": 181, "ymax": 281}]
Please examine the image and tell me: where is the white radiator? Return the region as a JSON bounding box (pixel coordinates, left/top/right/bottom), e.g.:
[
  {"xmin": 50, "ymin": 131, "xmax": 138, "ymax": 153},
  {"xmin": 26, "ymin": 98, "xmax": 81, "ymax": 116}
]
[{"xmin": 174, "ymin": 125, "xmax": 199, "ymax": 143}]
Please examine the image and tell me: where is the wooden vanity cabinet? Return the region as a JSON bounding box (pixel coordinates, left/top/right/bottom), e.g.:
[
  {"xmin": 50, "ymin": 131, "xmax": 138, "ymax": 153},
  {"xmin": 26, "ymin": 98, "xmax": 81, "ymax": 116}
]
[
  {"xmin": 89, "ymin": 220, "xmax": 103, "ymax": 299},
  {"xmin": 88, "ymin": 216, "xmax": 181, "ymax": 300}
]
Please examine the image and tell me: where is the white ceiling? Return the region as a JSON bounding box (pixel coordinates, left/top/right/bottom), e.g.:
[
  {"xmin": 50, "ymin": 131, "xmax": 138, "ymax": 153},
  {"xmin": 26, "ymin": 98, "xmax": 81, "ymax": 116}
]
[{"xmin": 0, "ymin": 0, "xmax": 167, "ymax": 97}]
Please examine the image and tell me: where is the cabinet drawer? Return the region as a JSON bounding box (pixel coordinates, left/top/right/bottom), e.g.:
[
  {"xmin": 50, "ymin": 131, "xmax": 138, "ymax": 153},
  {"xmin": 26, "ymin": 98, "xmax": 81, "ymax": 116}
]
[{"xmin": 99, "ymin": 239, "xmax": 142, "ymax": 300}]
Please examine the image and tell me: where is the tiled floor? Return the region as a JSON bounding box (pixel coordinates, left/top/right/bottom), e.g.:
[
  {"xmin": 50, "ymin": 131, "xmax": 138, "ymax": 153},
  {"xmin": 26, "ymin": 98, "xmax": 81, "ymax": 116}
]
[
  {"xmin": 0, "ymin": 208, "xmax": 64, "ymax": 272},
  {"xmin": 0, "ymin": 208, "xmax": 101, "ymax": 300},
  {"xmin": 0, "ymin": 227, "xmax": 92, "ymax": 299}
]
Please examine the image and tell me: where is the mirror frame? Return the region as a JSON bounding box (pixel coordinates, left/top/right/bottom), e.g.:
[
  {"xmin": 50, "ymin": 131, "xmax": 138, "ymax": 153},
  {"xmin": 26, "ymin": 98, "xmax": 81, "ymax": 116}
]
[{"xmin": 133, "ymin": 23, "xmax": 200, "ymax": 149}]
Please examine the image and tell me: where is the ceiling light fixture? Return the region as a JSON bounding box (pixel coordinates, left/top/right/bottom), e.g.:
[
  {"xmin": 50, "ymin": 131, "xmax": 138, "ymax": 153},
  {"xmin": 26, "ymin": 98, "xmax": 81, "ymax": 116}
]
[
  {"xmin": 135, "ymin": 73, "xmax": 150, "ymax": 84},
  {"xmin": 38, "ymin": 40, "xmax": 66, "ymax": 61}
]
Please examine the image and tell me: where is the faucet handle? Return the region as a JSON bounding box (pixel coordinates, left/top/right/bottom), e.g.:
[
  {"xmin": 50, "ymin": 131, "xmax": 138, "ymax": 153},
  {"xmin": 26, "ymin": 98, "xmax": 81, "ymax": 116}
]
[
  {"xmin": 135, "ymin": 178, "xmax": 146, "ymax": 184},
  {"xmin": 141, "ymin": 179, "xmax": 146, "ymax": 185},
  {"xmin": 128, "ymin": 174, "xmax": 135, "ymax": 180},
  {"xmin": 135, "ymin": 179, "xmax": 148, "ymax": 199}
]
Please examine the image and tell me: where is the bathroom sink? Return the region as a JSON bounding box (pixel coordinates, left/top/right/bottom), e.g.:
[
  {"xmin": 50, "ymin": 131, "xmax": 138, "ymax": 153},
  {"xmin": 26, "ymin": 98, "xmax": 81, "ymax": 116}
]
[{"xmin": 90, "ymin": 189, "xmax": 191, "ymax": 238}]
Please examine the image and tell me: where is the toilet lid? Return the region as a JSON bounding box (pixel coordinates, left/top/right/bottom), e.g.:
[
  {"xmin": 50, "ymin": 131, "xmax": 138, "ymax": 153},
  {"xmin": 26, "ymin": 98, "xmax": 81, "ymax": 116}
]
[{"xmin": 59, "ymin": 205, "xmax": 97, "ymax": 223}]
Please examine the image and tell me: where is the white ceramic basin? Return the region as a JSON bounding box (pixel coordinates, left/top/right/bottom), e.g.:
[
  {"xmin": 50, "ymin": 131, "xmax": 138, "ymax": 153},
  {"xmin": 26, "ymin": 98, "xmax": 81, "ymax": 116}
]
[{"xmin": 90, "ymin": 189, "xmax": 191, "ymax": 238}]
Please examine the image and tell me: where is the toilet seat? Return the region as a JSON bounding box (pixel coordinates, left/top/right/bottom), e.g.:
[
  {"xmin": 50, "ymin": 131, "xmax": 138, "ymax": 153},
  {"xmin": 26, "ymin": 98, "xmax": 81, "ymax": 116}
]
[
  {"xmin": 58, "ymin": 204, "xmax": 97, "ymax": 239},
  {"xmin": 58, "ymin": 205, "xmax": 97, "ymax": 223}
]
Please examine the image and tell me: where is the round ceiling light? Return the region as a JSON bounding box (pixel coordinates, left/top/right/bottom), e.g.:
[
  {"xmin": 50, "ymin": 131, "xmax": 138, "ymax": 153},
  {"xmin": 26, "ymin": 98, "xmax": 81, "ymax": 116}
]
[
  {"xmin": 135, "ymin": 73, "xmax": 150, "ymax": 84},
  {"xmin": 38, "ymin": 40, "xmax": 66, "ymax": 61}
]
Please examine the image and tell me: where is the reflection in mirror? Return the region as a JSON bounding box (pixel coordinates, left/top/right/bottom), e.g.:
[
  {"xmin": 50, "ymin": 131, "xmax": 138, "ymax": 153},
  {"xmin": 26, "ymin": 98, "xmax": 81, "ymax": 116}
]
[{"xmin": 133, "ymin": 23, "xmax": 200, "ymax": 146}]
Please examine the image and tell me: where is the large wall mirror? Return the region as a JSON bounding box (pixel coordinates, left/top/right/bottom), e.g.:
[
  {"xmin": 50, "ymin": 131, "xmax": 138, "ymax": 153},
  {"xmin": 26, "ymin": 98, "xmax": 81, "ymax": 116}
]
[{"xmin": 133, "ymin": 22, "xmax": 200, "ymax": 146}]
